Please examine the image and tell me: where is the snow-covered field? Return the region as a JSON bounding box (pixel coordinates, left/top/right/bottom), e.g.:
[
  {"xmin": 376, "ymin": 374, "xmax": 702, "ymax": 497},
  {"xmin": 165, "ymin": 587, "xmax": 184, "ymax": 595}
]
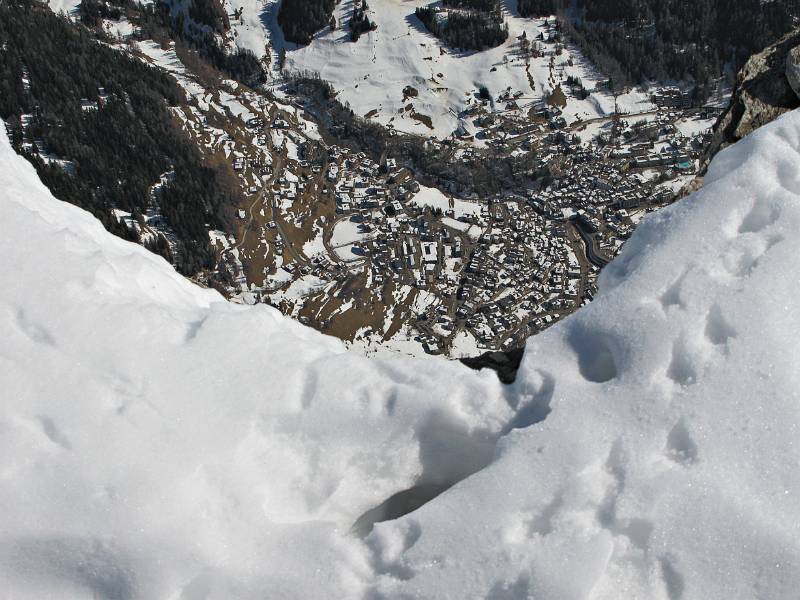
[
  {"xmin": 410, "ymin": 184, "xmax": 483, "ymax": 219},
  {"xmin": 101, "ymin": 16, "xmax": 136, "ymax": 39},
  {"xmin": 136, "ymin": 40, "xmax": 209, "ymax": 101},
  {"xmin": 282, "ymin": 0, "xmax": 654, "ymax": 137},
  {"xmin": 47, "ymin": 0, "xmax": 81, "ymax": 16},
  {"xmin": 3, "ymin": 105, "xmax": 800, "ymax": 600},
  {"xmin": 331, "ymin": 217, "xmax": 378, "ymax": 246}
]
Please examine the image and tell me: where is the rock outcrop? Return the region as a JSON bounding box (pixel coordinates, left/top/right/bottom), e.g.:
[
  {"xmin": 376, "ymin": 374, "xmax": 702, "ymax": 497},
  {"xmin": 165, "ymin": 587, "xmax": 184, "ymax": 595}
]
[
  {"xmin": 787, "ymin": 45, "xmax": 800, "ymax": 99},
  {"xmin": 459, "ymin": 348, "xmax": 525, "ymax": 384},
  {"xmin": 705, "ymin": 29, "xmax": 800, "ymax": 165}
]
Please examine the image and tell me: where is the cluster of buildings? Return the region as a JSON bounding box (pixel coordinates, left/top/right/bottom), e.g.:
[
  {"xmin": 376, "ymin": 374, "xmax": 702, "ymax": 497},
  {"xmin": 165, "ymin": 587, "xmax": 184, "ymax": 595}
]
[
  {"xmin": 192, "ymin": 65, "xmax": 718, "ymax": 358},
  {"xmin": 325, "ymin": 150, "xmax": 596, "ymax": 353},
  {"xmin": 258, "ymin": 96, "xmax": 716, "ymax": 354},
  {"xmin": 331, "ymin": 150, "xmax": 413, "ymax": 215},
  {"xmin": 453, "ymin": 202, "xmax": 587, "ymax": 352},
  {"xmin": 651, "ymin": 87, "xmax": 693, "ymax": 109}
]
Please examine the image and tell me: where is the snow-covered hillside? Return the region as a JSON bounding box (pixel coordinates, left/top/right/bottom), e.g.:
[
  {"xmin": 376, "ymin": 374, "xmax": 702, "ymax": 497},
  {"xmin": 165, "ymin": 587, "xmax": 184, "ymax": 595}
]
[
  {"xmin": 225, "ymin": 0, "xmax": 286, "ymax": 77},
  {"xmin": 2, "ymin": 101, "xmax": 800, "ymax": 600},
  {"xmin": 223, "ymin": 0, "xmax": 654, "ymax": 138},
  {"xmin": 283, "ymin": 1, "xmax": 654, "ymax": 137},
  {"xmin": 47, "ymin": 0, "xmax": 81, "ymax": 16},
  {"xmin": 45, "ymin": 0, "xmax": 657, "ymax": 139}
]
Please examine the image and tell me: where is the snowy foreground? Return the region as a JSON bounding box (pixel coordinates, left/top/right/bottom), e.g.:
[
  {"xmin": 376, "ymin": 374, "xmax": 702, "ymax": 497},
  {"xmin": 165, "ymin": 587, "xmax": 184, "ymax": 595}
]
[{"xmin": 2, "ymin": 108, "xmax": 800, "ymax": 598}]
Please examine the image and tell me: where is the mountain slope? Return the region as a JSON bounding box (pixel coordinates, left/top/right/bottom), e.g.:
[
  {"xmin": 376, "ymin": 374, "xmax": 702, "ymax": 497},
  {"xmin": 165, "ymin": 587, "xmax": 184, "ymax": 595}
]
[
  {"xmin": 2, "ymin": 101, "xmax": 800, "ymax": 600},
  {"xmin": 281, "ymin": 2, "xmax": 654, "ymax": 137}
]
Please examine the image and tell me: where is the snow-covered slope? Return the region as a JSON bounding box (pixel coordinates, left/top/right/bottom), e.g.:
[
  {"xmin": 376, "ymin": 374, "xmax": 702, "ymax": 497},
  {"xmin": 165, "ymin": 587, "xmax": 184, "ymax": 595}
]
[
  {"xmin": 47, "ymin": 0, "xmax": 81, "ymax": 16},
  {"xmin": 282, "ymin": 1, "xmax": 653, "ymax": 137},
  {"xmin": 369, "ymin": 112, "xmax": 800, "ymax": 598},
  {"xmin": 2, "ymin": 105, "xmax": 800, "ymax": 600},
  {"xmin": 0, "ymin": 127, "xmax": 508, "ymax": 598},
  {"xmin": 226, "ymin": 0, "xmax": 286, "ymax": 77}
]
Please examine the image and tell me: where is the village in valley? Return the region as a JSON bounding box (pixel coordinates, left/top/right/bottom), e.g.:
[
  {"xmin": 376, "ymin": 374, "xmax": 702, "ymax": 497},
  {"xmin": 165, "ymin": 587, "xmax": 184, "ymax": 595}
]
[
  {"xmin": 190, "ymin": 14, "xmax": 724, "ymax": 358},
  {"xmin": 15, "ymin": 9, "xmax": 724, "ymax": 358},
  {"xmin": 195, "ymin": 79, "xmax": 720, "ymax": 358}
]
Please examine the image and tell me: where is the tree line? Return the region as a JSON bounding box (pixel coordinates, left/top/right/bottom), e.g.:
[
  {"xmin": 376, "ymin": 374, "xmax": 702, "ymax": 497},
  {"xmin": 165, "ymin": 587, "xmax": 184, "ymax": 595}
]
[
  {"xmin": 135, "ymin": 1, "xmax": 267, "ymax": 88},
  {"xmin": 349, "ymin": 0, "xmax": 377, "ymax": 42},
  {"xmin": 278, "ymin": 0, "xmax": 337, "ymax": 45},
  {"xmin": 415, "ymin": 1, "xmax": 509, "ymax": 51},
  {"xmin": 518, "ymin": 0, "xmax": 799, "ymax": 103},
  {"xmin": 0, "ymin": 1, "xmax": 235, "ymax": 274}
]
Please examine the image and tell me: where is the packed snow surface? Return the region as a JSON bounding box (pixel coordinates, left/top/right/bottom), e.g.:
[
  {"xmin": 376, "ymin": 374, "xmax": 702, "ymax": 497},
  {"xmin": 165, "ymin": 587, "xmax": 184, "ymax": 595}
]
[{"xmin": 3, "ymin": 108, "xmax": 800, "ymax": 599}]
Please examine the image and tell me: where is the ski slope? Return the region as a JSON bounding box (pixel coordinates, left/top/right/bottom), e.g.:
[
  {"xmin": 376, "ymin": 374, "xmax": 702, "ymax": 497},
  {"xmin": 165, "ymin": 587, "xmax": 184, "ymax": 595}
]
[{"xmin": 3, "ymin": 104, "xmax": 800, "ymax": 600}]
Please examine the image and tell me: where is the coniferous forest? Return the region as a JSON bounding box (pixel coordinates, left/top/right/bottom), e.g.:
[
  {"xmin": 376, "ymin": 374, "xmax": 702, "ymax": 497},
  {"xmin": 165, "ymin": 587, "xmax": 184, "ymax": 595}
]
[
  {"xmin": 518, "ymin": 0, "xmax": 799, "ymax": 101},
  {"xmin": 0, "ymin": 1, "xmax": 234, "ymax": 274},
  {"xmin": 416, "ymin": 1, "xmax": 508, "ymax": 51},
  {"xmin": 442, "ymin": 0, "xmax": 497, "ymax": 11},
  {"xmin": 349, "ymin": 0, "xmax": 377, "ymax": 42},
  {"xmin": 278, "ymin": 0, "xmax": 338, "ymax": 45}
]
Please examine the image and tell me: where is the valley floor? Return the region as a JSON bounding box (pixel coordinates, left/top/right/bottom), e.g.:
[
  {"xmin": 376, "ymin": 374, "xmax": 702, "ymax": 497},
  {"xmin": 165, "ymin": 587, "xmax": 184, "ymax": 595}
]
[{"xmin": 15, "ymin": 2, "xmax": 722, "ymax": 361}]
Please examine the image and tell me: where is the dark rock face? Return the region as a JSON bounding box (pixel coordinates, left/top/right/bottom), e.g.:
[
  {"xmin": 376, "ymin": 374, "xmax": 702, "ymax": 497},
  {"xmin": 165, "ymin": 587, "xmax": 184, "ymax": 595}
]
[
  {"xmin": 787, "ymin": 45, "xmax": 800, "ymax": 99},
  {"xmin": 706, "ymin": 29, "xmax": 800, "ymax": 165},
  {"xmin": 459, "ymin": 348, "xmax": 525, "ymax": 384}
]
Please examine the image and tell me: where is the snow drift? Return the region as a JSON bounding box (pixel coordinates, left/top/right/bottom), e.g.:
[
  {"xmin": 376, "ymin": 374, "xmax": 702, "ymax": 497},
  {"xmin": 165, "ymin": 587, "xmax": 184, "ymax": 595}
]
[{"xmin": 1, "ymin": 106, "xmax": 800, "ymax": 599}]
